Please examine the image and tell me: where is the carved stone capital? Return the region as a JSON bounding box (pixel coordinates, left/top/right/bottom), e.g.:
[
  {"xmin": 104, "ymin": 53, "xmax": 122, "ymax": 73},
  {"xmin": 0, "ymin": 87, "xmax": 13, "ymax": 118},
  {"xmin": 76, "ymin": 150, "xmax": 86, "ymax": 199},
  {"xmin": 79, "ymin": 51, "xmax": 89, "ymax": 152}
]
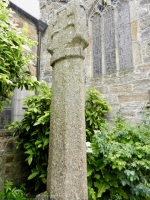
[{"xmin": 48, "ymin": 0, "xmax": 88, "ymax": 66}]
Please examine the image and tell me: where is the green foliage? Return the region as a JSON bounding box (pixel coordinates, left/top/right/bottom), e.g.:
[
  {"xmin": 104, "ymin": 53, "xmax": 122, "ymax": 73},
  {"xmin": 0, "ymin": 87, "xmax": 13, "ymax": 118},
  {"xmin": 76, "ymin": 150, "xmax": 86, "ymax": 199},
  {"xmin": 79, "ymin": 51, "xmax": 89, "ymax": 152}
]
[
  {"xmin": 85, "ymin": 88, "xmax": 111, "ymax": 142},
  {"xmin": 0, "ymin": 180, "xmax": 34, "ymax": 200},
  {"xmin": 87, "ymin": 110, "xmax": 150, "ymax": 199},
  {"xmin": 9, "ymin": 85, "xmax": 150, "ymax": 199},
  {"xmin": 9, "ymin": 88, "xmax": 109, "ymax": 192},
  {"xmin": 8, "ymin": 84, "xmax": 51, "ymax": 191},
  {"xmin": 0, "ymin": 0, "xmax": 39, "ymax": 110}
]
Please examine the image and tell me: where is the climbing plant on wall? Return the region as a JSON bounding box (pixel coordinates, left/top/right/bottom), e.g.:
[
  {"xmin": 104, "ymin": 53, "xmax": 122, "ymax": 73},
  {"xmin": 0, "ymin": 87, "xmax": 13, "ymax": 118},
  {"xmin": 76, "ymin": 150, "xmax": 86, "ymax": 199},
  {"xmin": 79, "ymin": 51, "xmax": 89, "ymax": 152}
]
[{"xmin": 0, "ymin": 0, "xmax": 39, "ymax": 110}]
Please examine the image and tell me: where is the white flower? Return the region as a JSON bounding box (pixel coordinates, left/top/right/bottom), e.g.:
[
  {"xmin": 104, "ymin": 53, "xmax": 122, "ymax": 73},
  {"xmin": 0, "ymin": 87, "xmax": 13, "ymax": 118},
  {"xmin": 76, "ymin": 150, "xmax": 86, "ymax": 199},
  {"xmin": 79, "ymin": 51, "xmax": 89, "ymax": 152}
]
[
  {"xmin": 86, "ymin": 142, "xmax": 92, "ymax": 153},
  {"xmin": 86, "ymin": 142, "xmax": 91, "ymax": 147},
  {"xmin": 94, "ymin": 130, "xmax": 101, "ymax": 134},
  {"xmin": 86, "ymin": 148, "xmax": 93, "ymax": 153}
]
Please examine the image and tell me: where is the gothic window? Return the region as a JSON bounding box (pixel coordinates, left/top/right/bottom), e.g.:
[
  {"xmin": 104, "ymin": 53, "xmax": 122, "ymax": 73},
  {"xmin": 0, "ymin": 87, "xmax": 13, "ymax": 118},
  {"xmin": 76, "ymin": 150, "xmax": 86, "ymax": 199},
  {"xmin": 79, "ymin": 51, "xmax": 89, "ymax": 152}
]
[
  {"xmin": 99, "ymin": 1, "xmax": 107, "ymax": 12},
  {"xmin": 91, "ymin": 0, "xmax": 132, "ymax": 77}
]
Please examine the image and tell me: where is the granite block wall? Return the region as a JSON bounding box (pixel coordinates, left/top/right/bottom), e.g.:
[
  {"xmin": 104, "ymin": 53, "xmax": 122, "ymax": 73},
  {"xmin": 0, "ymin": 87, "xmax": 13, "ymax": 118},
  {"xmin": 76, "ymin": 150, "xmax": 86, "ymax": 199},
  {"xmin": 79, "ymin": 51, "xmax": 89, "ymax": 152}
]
[{"xmin": 0, "ymin": 132, "xmax": 30, "ymax": 194}]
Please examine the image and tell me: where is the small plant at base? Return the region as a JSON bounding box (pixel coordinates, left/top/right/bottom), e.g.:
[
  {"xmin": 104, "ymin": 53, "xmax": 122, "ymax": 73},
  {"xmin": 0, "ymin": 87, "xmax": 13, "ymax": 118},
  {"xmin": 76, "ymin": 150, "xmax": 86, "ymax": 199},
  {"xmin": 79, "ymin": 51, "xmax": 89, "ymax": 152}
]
[{"xmin": 0, "ymin": 180, "xmax": 34, "ymax": 200}]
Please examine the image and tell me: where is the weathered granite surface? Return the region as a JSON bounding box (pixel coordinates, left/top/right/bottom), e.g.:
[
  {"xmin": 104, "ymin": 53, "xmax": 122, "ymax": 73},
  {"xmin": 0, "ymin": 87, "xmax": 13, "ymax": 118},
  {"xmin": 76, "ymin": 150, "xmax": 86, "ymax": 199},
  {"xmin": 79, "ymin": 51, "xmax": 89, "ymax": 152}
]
[
  {"xmin": 36, "ymin": 191, "xmax": 49, "ymax": 200},
  {"xmin": 47, "ymin": 0, "xmax": 88, "ymax": 199}
]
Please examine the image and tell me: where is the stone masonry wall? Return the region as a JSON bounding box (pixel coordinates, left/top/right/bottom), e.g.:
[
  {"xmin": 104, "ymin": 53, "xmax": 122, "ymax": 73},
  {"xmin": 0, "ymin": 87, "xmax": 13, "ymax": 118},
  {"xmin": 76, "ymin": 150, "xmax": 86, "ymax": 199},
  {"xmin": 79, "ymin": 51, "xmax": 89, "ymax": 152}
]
[
  {"xmin": 39, "ymin": 0, "xmax": 150, "ymax": 123},
  {"xmin": 85, "ymin": 0, "xmax": 150, "ymax": 123},
  {"xmin": 0, "ymin": 132, "xmax": 30, "ymax": 192},
  {"xmin": 12, "ymin": 10, "xmax": 38, "ymax": 76}
]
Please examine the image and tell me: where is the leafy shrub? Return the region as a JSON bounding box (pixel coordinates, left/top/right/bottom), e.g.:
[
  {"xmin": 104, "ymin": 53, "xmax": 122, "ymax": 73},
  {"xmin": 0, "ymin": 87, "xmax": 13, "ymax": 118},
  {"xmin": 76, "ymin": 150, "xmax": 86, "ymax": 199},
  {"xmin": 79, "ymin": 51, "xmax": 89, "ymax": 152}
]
[
  {"xmin": 9, "ymin": 85, "xmax": 150, "ymax": 199},
  {"xmin": 9, "ymin": 87, "xmax": 109, "ymax": 192},
  {"xmin": 85, "ymin": 88, "xmax": 111, "ymax": 142},
  {"xmin": 87, "ymin": 110, "xmax": 150, "ymax": 200},
  {"xmin": 0, "ymin": 180, "xmax": 34, "ymax": 200},
  {"xmin": 8, "ymin": 84, "xmax": 51, "ymax": 191},
  {"xmin": 0, "ymin": 0, "xmax": 39, "ymax": 110}
]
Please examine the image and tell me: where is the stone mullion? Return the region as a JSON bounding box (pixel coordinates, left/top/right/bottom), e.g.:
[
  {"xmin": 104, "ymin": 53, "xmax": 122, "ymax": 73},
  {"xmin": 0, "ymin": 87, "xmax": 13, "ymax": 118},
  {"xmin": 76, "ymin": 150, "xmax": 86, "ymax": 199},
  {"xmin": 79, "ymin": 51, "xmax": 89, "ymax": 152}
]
[
  {"xmin": 114, "ymin": 6, "xmax": 120, "ymax": 74},
  {"xmin": 88, "ymin": 18, "xmax": 93, "ymax": 78}
]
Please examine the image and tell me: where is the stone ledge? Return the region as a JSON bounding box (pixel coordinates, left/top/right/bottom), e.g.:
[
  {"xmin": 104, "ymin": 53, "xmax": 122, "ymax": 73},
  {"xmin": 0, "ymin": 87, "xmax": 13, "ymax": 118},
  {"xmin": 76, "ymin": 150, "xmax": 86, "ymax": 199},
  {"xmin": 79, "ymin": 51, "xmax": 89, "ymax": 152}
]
[{"xmin": 0, "ymin": 131, "xmax": 13, "ymax": 137}]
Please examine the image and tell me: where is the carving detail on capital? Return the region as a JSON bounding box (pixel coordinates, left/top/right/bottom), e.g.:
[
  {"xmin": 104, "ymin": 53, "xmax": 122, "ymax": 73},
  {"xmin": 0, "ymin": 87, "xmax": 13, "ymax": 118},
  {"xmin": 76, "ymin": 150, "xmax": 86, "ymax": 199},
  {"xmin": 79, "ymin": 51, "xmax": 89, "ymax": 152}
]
[{"xmin": 48, "ymin": 0, "xmax": 89, "ymax": 66}]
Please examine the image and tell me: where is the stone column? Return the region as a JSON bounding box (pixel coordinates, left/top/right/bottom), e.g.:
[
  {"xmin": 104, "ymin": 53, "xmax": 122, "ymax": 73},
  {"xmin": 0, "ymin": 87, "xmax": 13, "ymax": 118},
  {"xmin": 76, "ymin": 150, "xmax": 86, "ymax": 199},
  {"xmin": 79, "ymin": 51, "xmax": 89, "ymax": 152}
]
[{"xmin": 47, "ymin": 0, "xmax": 88, "ymax": 199}]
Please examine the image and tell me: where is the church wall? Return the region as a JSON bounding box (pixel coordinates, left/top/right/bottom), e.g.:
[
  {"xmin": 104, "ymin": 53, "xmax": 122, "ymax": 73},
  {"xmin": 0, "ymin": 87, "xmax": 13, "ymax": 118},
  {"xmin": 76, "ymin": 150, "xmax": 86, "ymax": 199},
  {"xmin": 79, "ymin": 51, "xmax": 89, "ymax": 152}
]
[
  {"xmin": 39, "ymin": 0, "xmax": 150, "ymax": 123},
  {"xmin": 85, "ymin": 0, "xmax": 150, "ymax": 123}
]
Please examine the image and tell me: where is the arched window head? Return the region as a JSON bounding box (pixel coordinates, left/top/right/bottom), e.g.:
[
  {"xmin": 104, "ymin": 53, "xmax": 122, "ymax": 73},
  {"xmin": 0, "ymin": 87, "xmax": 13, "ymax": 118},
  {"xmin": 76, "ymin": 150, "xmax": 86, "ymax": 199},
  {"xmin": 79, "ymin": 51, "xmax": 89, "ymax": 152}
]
[
  {"xmin": 99, "ymin": 0, "xmax": 118, "ymax": 12},
  {"xmin": 99, "ymin": 0, "xmax": 107, "ymax": 11}
]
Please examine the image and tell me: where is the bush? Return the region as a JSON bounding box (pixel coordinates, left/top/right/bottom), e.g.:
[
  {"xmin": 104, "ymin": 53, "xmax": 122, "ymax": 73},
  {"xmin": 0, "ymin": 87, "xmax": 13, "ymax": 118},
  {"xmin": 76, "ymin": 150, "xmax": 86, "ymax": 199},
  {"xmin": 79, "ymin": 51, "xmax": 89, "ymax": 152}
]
[
  {"xmin": 8, "ymin": 87, "xmax": 110, "ymax": 192},
  {"xmin": 8, "ymin": 84, "xmax": 51, "ymax": 191},
  {"xmin": 87, "ymin": 110, "xmax": 150, "ymax": 200},
  {"xmin": 85, "ymin": 88, "xmax": 111, "ymax": 142},
  {"xmin": 9, "ymin": 85, "xmax": 150, "ymax": 199}
]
